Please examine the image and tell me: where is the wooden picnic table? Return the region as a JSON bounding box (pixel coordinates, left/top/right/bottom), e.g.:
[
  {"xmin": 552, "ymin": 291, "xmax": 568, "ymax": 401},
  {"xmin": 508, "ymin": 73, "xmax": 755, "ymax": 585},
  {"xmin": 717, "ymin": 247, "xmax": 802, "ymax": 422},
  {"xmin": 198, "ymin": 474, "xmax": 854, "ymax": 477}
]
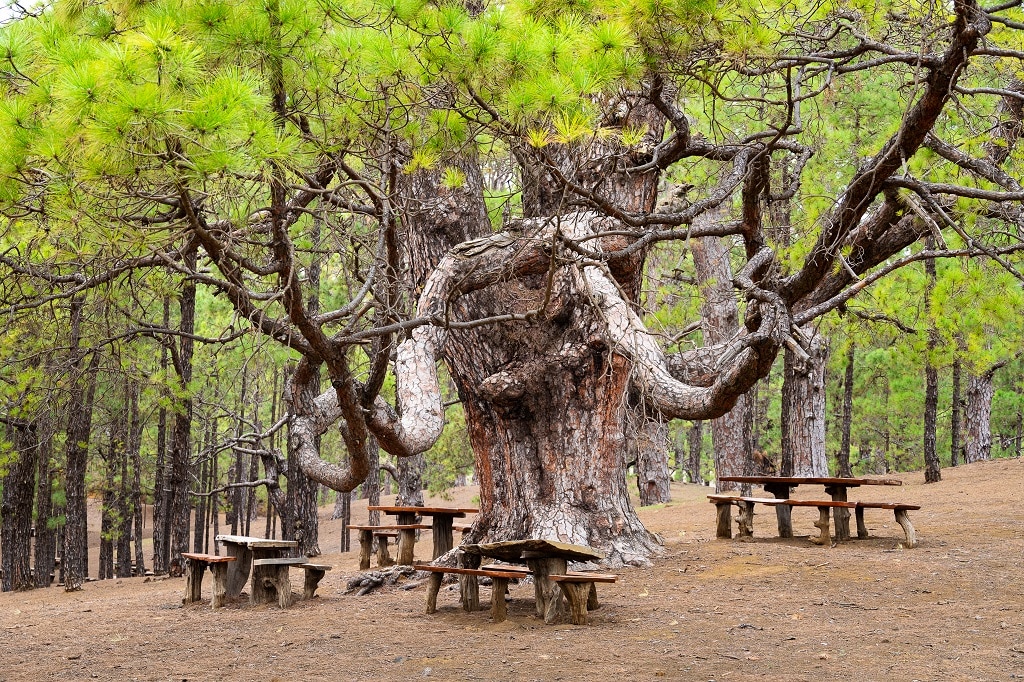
[
  {"xmin": 719, "ymin": 475, "xmax": 903, "ymax": 540},
  {"xmin": 214, "ymin": 534, "xmax": 298, "ymax": 599},
  {"xmin": 367, "ymin": 505, "xmax": 477, "ymax": 562},
  {"xmin": 462, "ymin": 539, "xmax": 604, "ymax": 624}
]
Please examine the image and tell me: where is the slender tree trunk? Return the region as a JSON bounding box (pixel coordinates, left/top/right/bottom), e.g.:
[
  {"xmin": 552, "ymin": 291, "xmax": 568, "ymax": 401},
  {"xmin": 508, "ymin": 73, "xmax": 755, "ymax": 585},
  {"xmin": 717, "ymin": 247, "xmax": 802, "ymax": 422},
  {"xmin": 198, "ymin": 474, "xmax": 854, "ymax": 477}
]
[
  {"xmin": 923, "ymin": 254, "xmax": 942, "ymax": 483},
  {"xmin": 152, "ymin": 296, "xmax": 171, "ymax": 575},
  {"xmin": 98, "ymin": 436, "xmax": 115, "ymax": 581},
  {"xmin": 170, "ymin": 247, "xmax": 198, "ymax": 572},
  {"xmin": 115, "ymin": 409, "xmax": 132, "ymax": 580},
  {"xmin": 33, "ymin": 420, "xmax": 56, "ymax": 587},
  {"xmin": 635, "ymin": 411, "xmax": 672, "ymax": 505},
  {"xmin": 838, "ymin": 344, "xmax": 855, "ymax": 478},
  {"xmin": 687, "ymin": 421, "xmax": 704, "ymax": 485},
  {"xmin": 128, "ymin": 382, "xmax": 146, "ymax": 575},
  {"xmin": 63, "ymin": 345, "xmax": 101, "ymax": 591},
  {"xmin": 397, "ymin": 454, "xmax": 425, "ymax": 507},
  {"xmin": 951, "ymin": 352, "xmax": 963, "ymax": 467},
  {"xmin": 964, "ymin": 370, "xmax": 996, "ymax": 463},
  {"xmin": 1, "ymin": 422, "xmax": 38, "ymax": 592},
  {"xmin": 781, "ymin": 328, "xmax": 829, "ymax": 476},
  {"xmin": 365, "ymin": 441, "xmax": 381, "ymax": 526}
]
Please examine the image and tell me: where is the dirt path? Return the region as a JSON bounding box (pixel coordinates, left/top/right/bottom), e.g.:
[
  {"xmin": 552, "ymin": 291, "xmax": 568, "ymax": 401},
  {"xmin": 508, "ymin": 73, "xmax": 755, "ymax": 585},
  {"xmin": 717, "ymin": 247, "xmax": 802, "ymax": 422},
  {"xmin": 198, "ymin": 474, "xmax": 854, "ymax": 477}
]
[{"xmin": 2, "ymin": 458, "xmax": 1022, "ymax": 682}]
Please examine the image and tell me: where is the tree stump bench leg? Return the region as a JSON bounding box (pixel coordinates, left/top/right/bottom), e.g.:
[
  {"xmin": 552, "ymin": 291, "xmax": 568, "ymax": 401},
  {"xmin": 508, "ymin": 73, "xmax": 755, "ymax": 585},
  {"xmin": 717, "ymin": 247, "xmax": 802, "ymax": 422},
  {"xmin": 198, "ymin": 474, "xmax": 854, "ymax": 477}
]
[
  {"xmin": 252, "ymin": 564, "xmax": 292, "ymax": 608},
  {"xmin": 210, "ymin": 563, "xmax": 230, "ymax": 609},
  {"xmin": 765, "ymin": 483, "xmax": 794, "ymax": 538},
  {"xmin": 736, "ymin": 500, "xmax": 755, "ymax": 539},
  {"xmin": 303, "ymin": 567, "xmax": 327, "ymax": 600},
  {"xmin": 425, "ymin": 572, "xmax": 443, "ymax": 614},
  {"xmin": 184, "ymin": 560, "xmax": 206, "ymax": 605},
  {"xmin": 894, "ymin": 509, "xmax": 917, "ymax": 548},
  {"xmin": 855, "ymin": 507, "xmax": 869, "ymax": 539},
  {"xmin": 811, "ymin": 505, "xmax": 832, "ymax": 546},
  {"xmin": 376, "ymin": 535, "xmax": 394, "ymax": 567},
  {"xmin": 490, "ymin": 577, "xmax": 509, "ymax": 623},
  {"xmin": 458, "ymin": 553, "xmax": 481, "ymax": 612},
  {"xmin": 715, "ymin": 502, "xmax": 733, "ymax": 539},
  {"xmin": 586, "ymin": 583, "xmax": 600, "ymax": 611},
  {"xmin": 559, "ymin": 581, "xmax": 593, "ymax": 625},
  {"xmin": 357, "ymin": 530, "xmax": 373, "ymax": 571},
  {"xmin": 396, "ymin": 529, "xmax": 416, "ymax": 566}
]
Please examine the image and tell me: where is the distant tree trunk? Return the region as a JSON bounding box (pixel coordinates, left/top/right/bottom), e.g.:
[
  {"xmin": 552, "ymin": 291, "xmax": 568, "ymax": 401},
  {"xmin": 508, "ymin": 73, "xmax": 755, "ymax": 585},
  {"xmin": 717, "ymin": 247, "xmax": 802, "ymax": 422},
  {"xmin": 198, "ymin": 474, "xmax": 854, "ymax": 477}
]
[
  {"xmin": 838, "ymin": 344, "xmax": 855, "ymax": 478},
  {"xmin": 687, "ymin": 421, "xmax": 704, "ymax": 485},
  {"xmin": 170, "ymin": 246, "xmax": 198, "ymax": 572},
  {"xmin": 781, "ymin": 328, "xmax": 829, "ymax": 476},
  {"xmin": 152, "ymin": 296, "xmax": 171, "ymax": 575},
  {"xmin": 334, "ymin": 490, "xmax": 351, "ymax": 552},
  {"xmin": 286, "ymin": 364, "xmax": 323, "ymax": 556},
  {"xmin": 128, "ymin": 382, "xmax": 146, "ymax": 575},
  {"xmin": 34, "ymin": 420, "xmax": 56, "ymax": 588},
  {"xmin": 964, "ymin": 370, "xmax": 997, "ymax": 463},
  {"xmin": 115, "ymin": 409, "xmax": 132, "ymax": 579},
  {"xmin": 690, "ymin": 224, "xmax": 753, "ymax": 492},
  {"xmin": 98, "ymin": 433, "xmax": 115, "ymax": 581},
  {"xmin": 365, "ymin": 440, "xmax": 381, "ymax": 525},
  {"xmin": 397, "ymin": 453, "xmax": 425, "ymax": 507},
  {"xmin": 635, "ymin": 411, "xmax": 671, "ymax": 505},
  {"xmin": 923, "ymin": 254, "xmax": 942, "ymax": 483},
  {"xmin": 1, "ymin": 421, "xmax": 38, "ymax": 592},
  {"xmin": 63, "ymin": 325, "xmax": 102, "ymax": 592},
  {"xmin": 951, "ymin": 353, "xmax": 963, "ymax": 467}
]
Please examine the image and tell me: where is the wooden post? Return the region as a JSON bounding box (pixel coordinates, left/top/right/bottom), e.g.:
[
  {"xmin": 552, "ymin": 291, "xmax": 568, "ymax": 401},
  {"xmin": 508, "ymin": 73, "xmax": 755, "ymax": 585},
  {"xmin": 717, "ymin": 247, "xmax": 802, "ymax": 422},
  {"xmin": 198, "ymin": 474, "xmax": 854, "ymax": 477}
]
[
  {"xmin": 811, "ymin": 505, "xmax": 832, "ymax": 545},
  {"xmin": 559, "ymin": 581, "xmax": 592, "ymax": 625},
  {"xmin": 855, "ymin": 506, "xmax": 869, "ymax": 539},
  {"xmin": 458, "ymin": 552, "xmax": 480, "ymax": 611},
  {"xmin": 715, "ymin": 502, "xmax": 732, "ymax": 538},
  {"xmin": 184, "ymin": 560, "xmax": 205, "ymax": 604},
  {"xmin": 222, "ymin": 542, "xmax": 251, "ymax": 598},
  {"xmin": 764, "ymin": 483, "xmax": 793, "ymax": 538},
  {"xmin": 735, "ymin": 501, "xmax": 755, "ymax": 539},
  {"xmin": 376, "ymin": 535, "xmax": 394, "ymax": 567},
  {"xmin": 894, "ymin": 509, "xmax": 917, "ymax": 548},
  {"xmin": 425, "ymin": 572, "xmax": 443, "ymax": 614},
  {"xmin": 825, "ymin": 485, "xmax": 852, "ymax": 540},
  {"xmin": 586, "ymin": 583, "xmax": 599, "ymax": 611},
  {"xmin": 432, "ymin": 515, "xmax": 454, "ymax": 559},
  {"xmin": 396, "ymin": 511, "xmax": 417, "ymax": 565},
  {"xmin": 210, "ymin": 563, "xmax": 229, "ymax": 609},
  {"xmin": 490, "ymin": 577, "xmax": 509, "ymax": 623},
  {"xmin": 302, "ymin": 566, "xmax": 327, "ymax": 599},
  {"xmin": 357, "ymin": 530, "xmax": 372, "ymax": 570}
]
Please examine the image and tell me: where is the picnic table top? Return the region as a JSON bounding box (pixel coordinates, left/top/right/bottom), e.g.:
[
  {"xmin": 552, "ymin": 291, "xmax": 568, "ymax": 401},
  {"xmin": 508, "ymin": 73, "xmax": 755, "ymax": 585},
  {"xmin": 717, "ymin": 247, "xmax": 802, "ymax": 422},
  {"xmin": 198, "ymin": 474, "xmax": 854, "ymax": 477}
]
[
  {"xmin": 462, "ymin": 538, "xmax": 604, "ymax": 563},
  {"xmin": 719, "ymin": 475, "xmax": 902, "ymax": 487},
  {"xmin": 367, "ymin": 505, "xmax": 478, "ymax": 517},
  {"xmin": 214, "ymin": 534, "xmax": 299, "ymax": 549}
]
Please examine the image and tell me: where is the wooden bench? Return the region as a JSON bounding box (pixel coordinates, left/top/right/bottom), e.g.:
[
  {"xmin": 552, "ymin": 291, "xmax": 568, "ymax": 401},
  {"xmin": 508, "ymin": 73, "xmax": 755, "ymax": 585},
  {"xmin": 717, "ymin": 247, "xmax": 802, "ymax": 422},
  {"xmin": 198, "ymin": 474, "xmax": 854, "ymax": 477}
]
[
  {"xmin": 854, "ymin": 501, "xmax": 921, "ymax": 548},
  {"xmin": 416, "ymin": 563, "xmax": 526, "ymax": 623},
  {"xmin": 708, "ymin": 495, "xmax": 858, "ymax": 545},
  {"xmin": 251, "ymin": 557, "xmax": 309, "ymax": 608},
  {"xmin": 349, "ymin": 524, "xmax": 432, "ymax": 569},
  {"xmin": 298, "ymin": 562, "xmax": 333, "ymax": 599},
  {"xmin": 181, "ymin": 552, "xmax": 236, "ymax": 609},
  {"xmin": 550, "ymin": 573, "xmax": 617, "ymax": 625}
]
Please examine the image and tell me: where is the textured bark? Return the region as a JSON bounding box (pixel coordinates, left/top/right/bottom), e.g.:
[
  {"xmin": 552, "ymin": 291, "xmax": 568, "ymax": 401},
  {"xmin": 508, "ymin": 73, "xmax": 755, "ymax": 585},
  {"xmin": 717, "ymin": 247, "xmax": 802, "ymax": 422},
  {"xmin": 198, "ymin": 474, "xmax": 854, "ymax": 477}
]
[
  {"xmin": 634, "ymin": 412, "xmax": 672, "ymax": 506},
  {"xmin": 128, "ymin": 383, "xmax": 146, "ymax": 575},
  {"xmin": 687, "ymin": 421, "xmax": 705, "ymax": 485},
  {"xmin": 924, "ymin": 254, "xmax": 941, "ymax": 483},
  {"xmin": 152, "ymin": 297, "xmax": 171, "ymax": 575},
  {"xmin": 1, "ymin": 422, "xmax": 38, "ymax": 592},
  {"xmin": 781, "ymin": 328, "xmax": 829, "ymax": 477},
  {"xmin": 33, "ymin": 421, "xmax": 56, "ymax": 588},
  {"xmin": 690, "ymin": 224, "xmax": 753, "ymax": 492},
  {"xmin": 951, "ymin": 353, "xmax": 963, "ymax": 467},
  {"xmin": 397, "ymin": 454, "xmax": 425, "ymax": 507},
  {"xmin": 169, "ymin": 247, "xmax": 197, "ymax": 571},
  {"xmin": 63, "ymin": 320, "xmax": 101, "ymax": 592},
  {"xmin": 838, "ymin": 344, "xmax": 855, "ymax": 478},
  {"xmin": 286, "ymin": 362, "xmax": 323, "ymax": 557},
  {"xmin": 964, "ymin": 371, "xmax": 996, "ymax": 463}
]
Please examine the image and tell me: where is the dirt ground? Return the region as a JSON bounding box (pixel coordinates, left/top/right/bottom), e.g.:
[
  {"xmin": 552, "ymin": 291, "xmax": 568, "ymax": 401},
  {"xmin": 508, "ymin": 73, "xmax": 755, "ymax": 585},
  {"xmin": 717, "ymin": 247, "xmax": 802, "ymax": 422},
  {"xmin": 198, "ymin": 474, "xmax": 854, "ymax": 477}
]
[{"xmin": 2, "ymin": 458, "xmax": 1022, "ymax": 682}]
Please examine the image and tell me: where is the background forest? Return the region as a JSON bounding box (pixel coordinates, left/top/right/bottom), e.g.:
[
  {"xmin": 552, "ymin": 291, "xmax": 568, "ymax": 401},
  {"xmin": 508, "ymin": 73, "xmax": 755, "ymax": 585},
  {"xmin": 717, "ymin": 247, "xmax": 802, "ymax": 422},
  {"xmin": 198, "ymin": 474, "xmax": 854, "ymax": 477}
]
[{"xmin": 1, "ymin": 0, "xmax": 1023, "ymax": 591}]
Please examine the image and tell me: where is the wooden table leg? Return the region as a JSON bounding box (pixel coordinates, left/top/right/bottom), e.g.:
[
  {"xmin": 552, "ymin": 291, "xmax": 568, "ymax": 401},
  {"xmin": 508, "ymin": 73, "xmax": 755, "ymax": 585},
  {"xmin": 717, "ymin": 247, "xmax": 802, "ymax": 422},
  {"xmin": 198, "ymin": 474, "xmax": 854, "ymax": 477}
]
[
  {"xmin": 825, "ymin": 485, "xmax": 851, "ymax": 541},
  {"xmin": 210, "ymin": 563, "xmax": 229, "ymax": 609},
  {"xmin": 526, "ymin": 556, "xmax": 566, "ymax": 624},
  {"xmin": 222, "ymin": 542, "xmax": 251, "ymax": 598},
  {"xmin": 357, "ymin": 530, "xmax": 373, "ymax": 570},
  {"xmin": 432, "ymin": 515, "xmax": 454, "ymax": 559},
  {"xmin": 811, "ymin": 505, "xmax": 832, "ymax": 545},
  {"xmin": 396, "ymin": 512, "xmax": 417, "ymax": 565},
  {"xmin": 491, "ymin": 577, "xmax": 509, "ymax": 623},
  {"xmin": 715, "ymin": 502, "xmax": 733, "ymax": 539},
  {"xmin": 458, "ymin": 552, "xmax": 480, "ymax": 611},
  {"xmin": 895, "ymin": 509, "xmax": 917, "ymax": 548},
  {"xmin": 764, "ymin": 483, "xmax": 793, "ymax": 538},
  {"xmin": 559, "ymin": 581, "xmax": 592, "ymax": 625},
  {"xmin": 184, "ymin": 559, "xmax": 205, "ymax": 604}
]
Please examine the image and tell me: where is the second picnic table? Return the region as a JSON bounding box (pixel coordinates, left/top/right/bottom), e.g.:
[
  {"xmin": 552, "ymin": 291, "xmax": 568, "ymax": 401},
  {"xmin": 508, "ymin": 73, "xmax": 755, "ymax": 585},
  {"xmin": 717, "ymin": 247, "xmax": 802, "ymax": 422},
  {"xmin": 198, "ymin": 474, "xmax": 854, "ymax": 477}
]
[
  {"xmin": 718, "ymin": 475, "xmax": 903, "ymax": 540},
  {"xmin": 214, "ymin": 534, "xmax": 298, "ymax": 599},
  {"xmin": 367, "ymin": 505, "xmax": 477, "ymax": 562}
]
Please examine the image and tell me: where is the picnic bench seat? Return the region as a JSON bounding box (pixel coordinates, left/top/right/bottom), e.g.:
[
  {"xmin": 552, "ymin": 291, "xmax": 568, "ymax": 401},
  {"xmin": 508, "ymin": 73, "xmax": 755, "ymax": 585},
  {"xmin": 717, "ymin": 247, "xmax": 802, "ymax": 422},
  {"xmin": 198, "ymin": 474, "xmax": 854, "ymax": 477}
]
[
  {"xmin": 349, "ymin": 524, "xmax": 431, "ymax": 569},
  {"xmin": 550, "ymin": 573, "xmax": 618, "ymax": 625},
  {"xmin": 416, "ymin": 563, "xmax": 527, "ymax": 623},
  {"xmin": 248, "ymin": 557, "xmax": 333, "ymax": 606},
  {"xmin": 181, "ymin": 552, "xmax": 236, "ymax": 609},
  {"xmin": 708, "ymin": 495, "xmax": 920, "ymax": 547}
]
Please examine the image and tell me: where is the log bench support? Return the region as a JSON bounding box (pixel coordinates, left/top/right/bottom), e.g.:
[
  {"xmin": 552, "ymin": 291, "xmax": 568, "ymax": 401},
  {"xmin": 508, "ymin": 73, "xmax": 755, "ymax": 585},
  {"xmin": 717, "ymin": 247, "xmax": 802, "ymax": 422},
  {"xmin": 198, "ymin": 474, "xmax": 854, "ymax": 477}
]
[
  {"xmin": 417, "ymin": 564, "xmax": 525, "ymax": 623},
  {"xmin": 854, "ymin": 502, "xmax": 921, "ymax": 548},
  {"xmin": 350, "ymin": 525, "xmax": 429, "ymax": 570},
  {"xmin": 549, "ymin": 573, "xmax": 617, "ymax": 626},
  {"xmin": 299, "ymin": 563, "xmax": 332, "ymax": 599},
  {"xmin": 251, "ymin": 557, "xmax": 308, "ymax": 608},
  {"xmin": 181, "ymin": 553, "xmax": 236, "ymax": 609},
  {"xmin": 709, "ymin": 496, "xmax": 858, "ymax": 546}
]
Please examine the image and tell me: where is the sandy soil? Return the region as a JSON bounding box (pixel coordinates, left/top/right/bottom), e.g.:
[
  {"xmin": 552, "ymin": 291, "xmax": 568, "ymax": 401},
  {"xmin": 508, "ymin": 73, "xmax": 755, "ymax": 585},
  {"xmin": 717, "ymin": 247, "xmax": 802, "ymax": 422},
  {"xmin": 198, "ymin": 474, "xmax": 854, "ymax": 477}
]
[{"xmin": 2, "ymin": 458, "xmax": 1023, "ymax": 682}]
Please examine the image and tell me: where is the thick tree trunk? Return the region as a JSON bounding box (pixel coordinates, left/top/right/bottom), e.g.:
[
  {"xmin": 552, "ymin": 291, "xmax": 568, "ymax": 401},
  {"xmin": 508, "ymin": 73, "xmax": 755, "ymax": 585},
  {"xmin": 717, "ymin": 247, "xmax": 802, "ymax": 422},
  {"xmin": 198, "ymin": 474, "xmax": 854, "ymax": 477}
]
[
  {"xmin": 690, "ymin": 228, "xmax": 753, "ymax": 491},
  {"xmin": 781, "ymin": 328, "xmax": 829, "ymax": 476},
  {"xmin": 1, "ymin": 422, "xmax": 38, "ymax": 592},
  {"xmin": 170, "ymin": 248, "xmax": 198, "ymax": 572},
  {"xmin": 964, "ymin": 371, "xmax": 996, "ymax": 463},
  {"xmin": 838, "ymin": 344, "xmax": 855, "ymax": 478}
]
